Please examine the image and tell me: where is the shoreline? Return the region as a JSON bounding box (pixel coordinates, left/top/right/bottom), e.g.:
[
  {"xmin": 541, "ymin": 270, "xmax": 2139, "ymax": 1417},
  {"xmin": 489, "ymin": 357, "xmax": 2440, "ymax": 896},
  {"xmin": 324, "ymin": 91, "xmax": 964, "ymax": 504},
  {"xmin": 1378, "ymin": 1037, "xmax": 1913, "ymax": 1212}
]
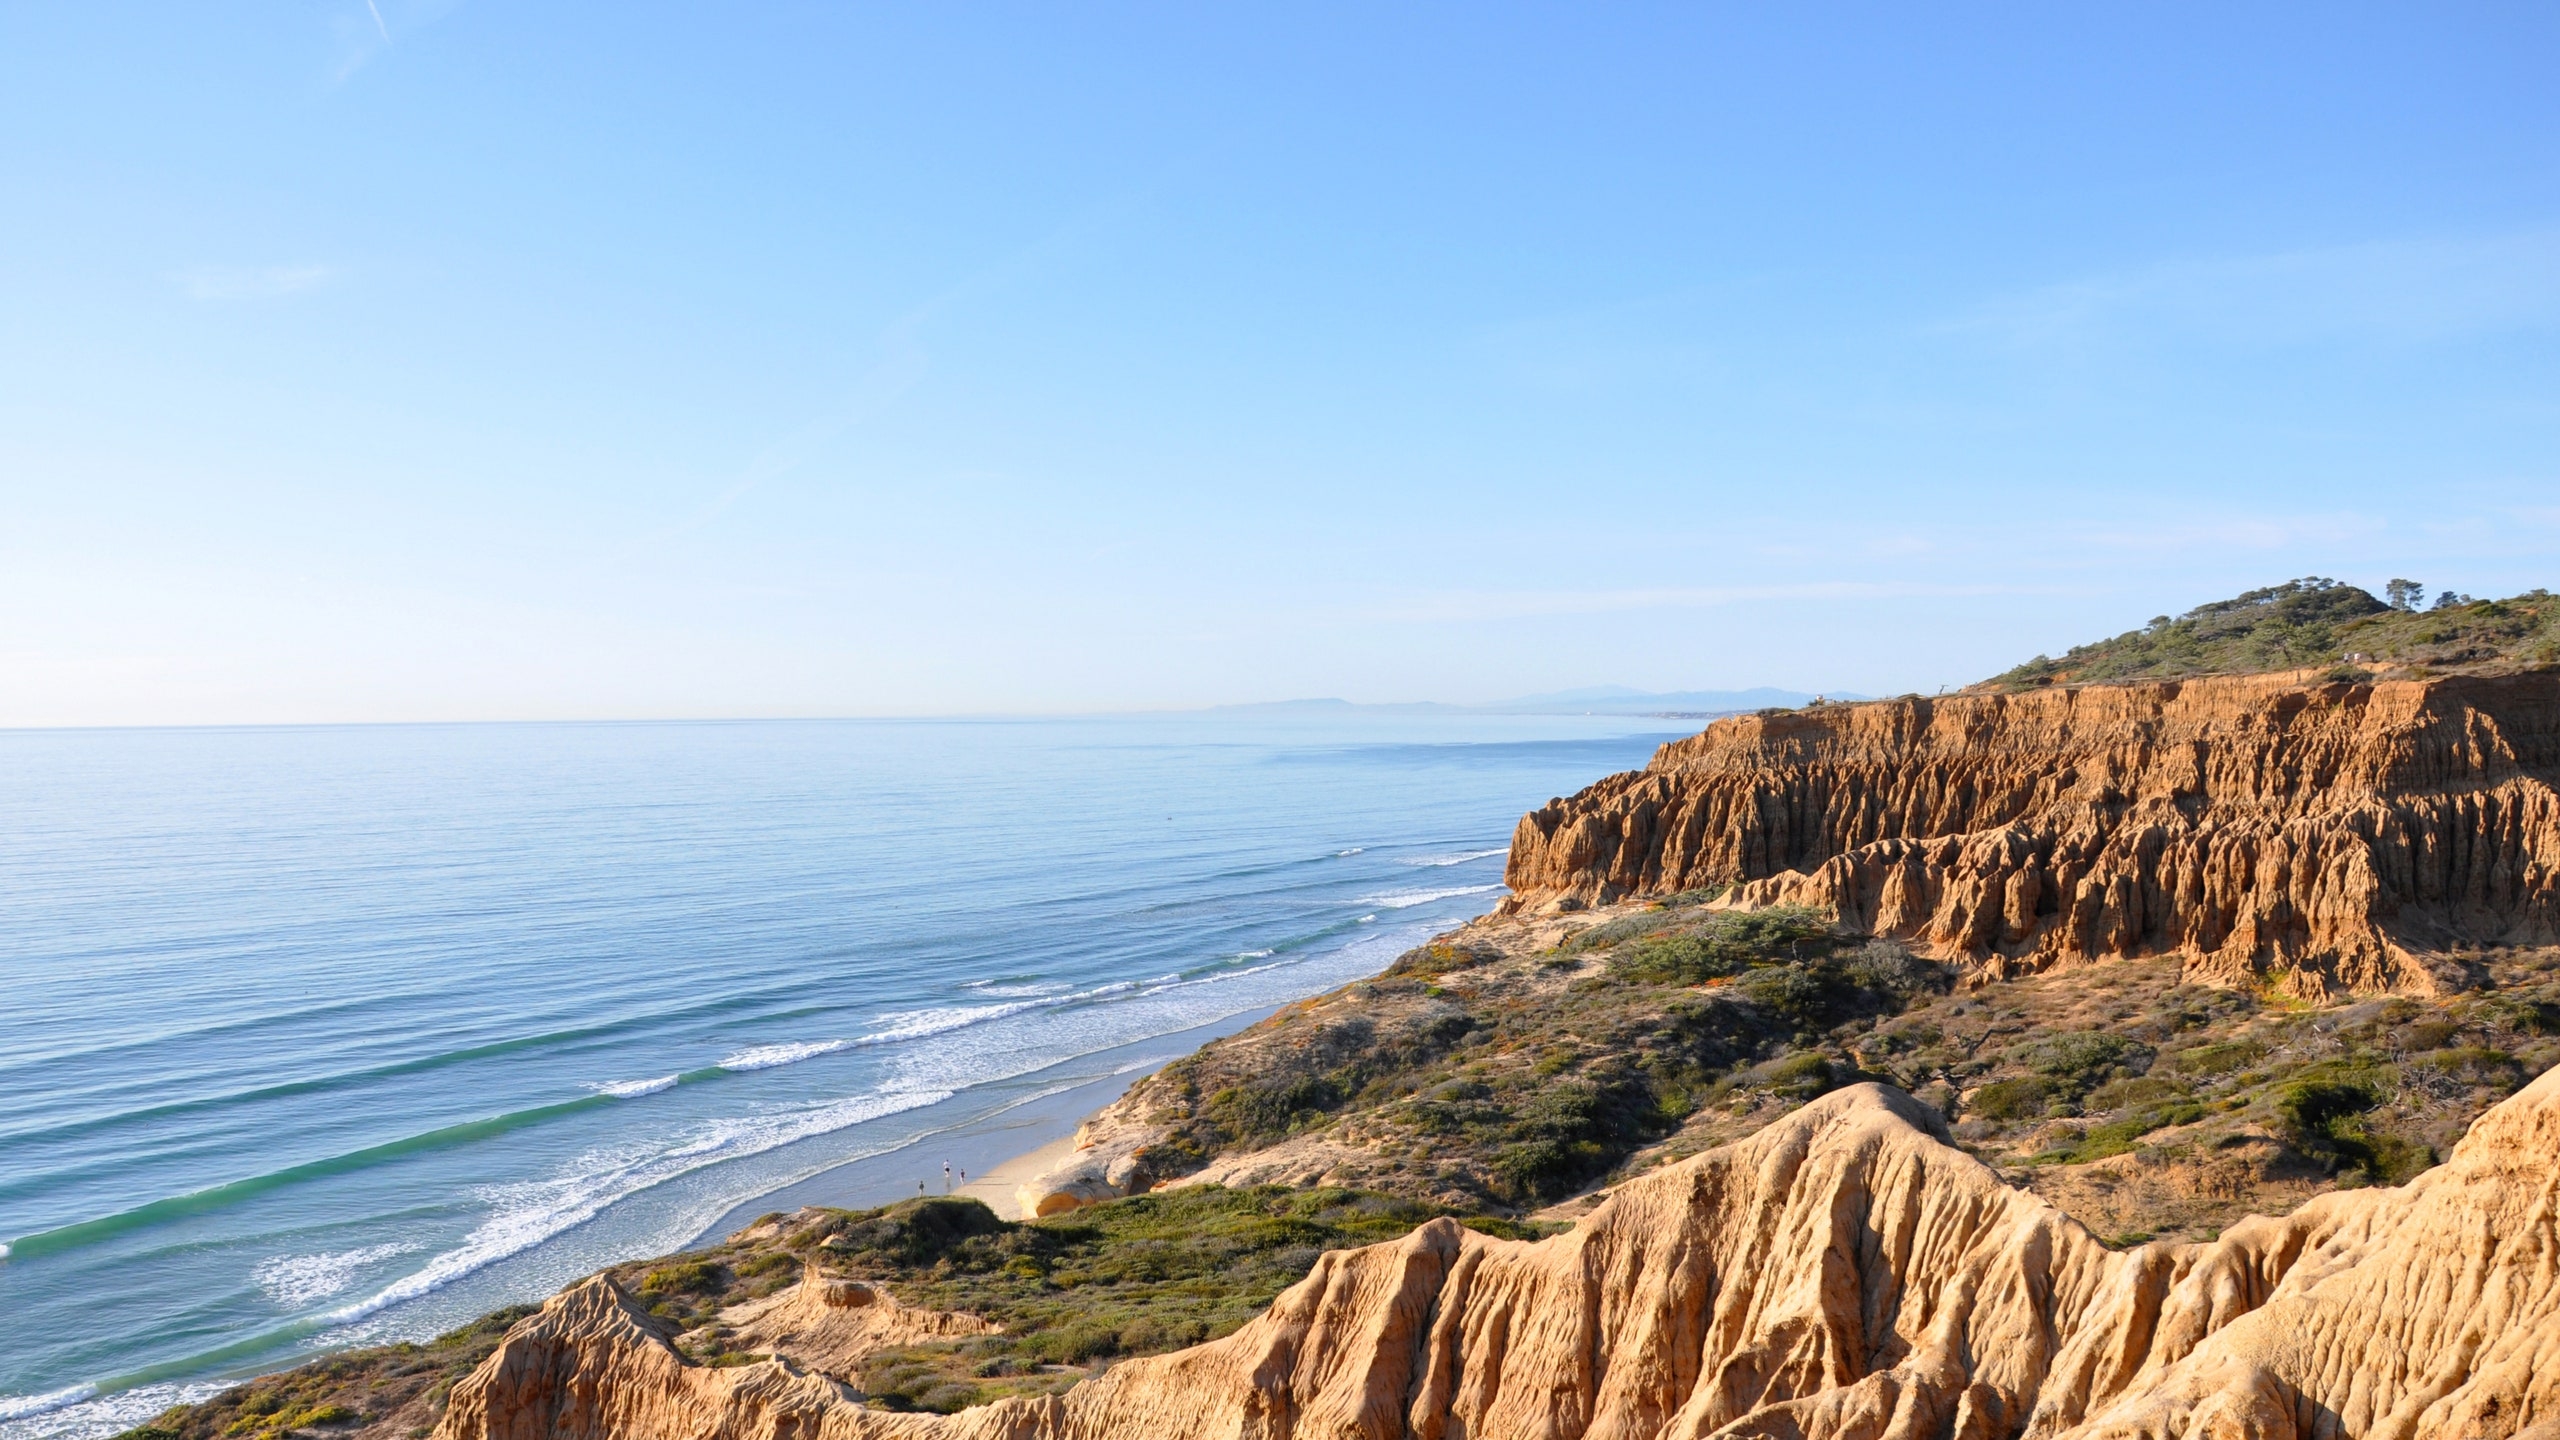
[
  {"xmin": 959, "ymin": 1133, "xmax": 1081, "ymax": 1218},
  {"xmin": 686, "ymin": 1002, "xmax": 1287, "ymax": 1243}
]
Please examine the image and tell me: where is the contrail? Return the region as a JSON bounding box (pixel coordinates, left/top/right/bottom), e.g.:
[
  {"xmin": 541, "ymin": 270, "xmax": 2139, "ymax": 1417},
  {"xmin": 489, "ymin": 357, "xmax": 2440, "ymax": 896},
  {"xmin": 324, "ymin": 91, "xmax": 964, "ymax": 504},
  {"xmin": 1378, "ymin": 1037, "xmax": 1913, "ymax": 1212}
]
[{"xmin": 365, "ymin": 0, "xmax": 389, "ymax": 41}]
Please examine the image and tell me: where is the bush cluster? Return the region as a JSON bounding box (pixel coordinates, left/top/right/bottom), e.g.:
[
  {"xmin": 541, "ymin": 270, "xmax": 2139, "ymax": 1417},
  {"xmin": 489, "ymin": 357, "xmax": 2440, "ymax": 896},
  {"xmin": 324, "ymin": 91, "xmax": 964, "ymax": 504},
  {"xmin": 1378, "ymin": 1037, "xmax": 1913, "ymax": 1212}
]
[{"xmin": 2271, "ymin": 1075, "xmax": 2432, "ymax": 1184}]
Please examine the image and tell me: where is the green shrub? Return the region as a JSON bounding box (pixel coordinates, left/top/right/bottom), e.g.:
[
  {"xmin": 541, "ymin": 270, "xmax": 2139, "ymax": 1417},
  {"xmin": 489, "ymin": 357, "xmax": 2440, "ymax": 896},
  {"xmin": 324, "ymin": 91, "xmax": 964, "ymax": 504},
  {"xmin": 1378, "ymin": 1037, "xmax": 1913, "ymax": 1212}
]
[
  {"xmin": 2410, "ymin": 1046, "xmax": 2528, "ymax": 1093},
  {"xmin": 1738, "ymin": 963, "xmax": 1837, "ymax": 1029},
  {"xmin": 2276, "ymin": 1079, "xmax": 2432, "ymax": 1183},
  {"xmin": 1607, "ymin": 906, "xmax": 1834, "ymax": 981},
  {"xmin": 1389, "ymin": 941, "xmax": 1495, "ymax": 979},
  {"xmin": 2087, "ymin": 1075, "xmax": 2186, "ymax": 1110},
  {"xmin": 2016, "ymin": 1031, "xmax": 2152, "ymax": 1096},
  {"xmin": 1968, "ymin": 1077, "xmax": 2053, "ymax": 1121},
  {"xmin": 2167, "ymin": 1038, "xmax": 2266, "ymax": 1076},
  {"xmin": 1837, "ymin": 942, "xmax": 1948, "ymax": 1002},
  {"xmin": 636, "ymin": 1261, "xmax": 723, "ymax": 1296},
  {"xmin": 1868, "ymin": 1019, "xmax": 1941, "ymax": 1055},
  {"xmin": 1760, "ymin": 1052, "xmax": 1836, "ymax": 1100},
  {"xmin": 1116, "ymin": 1314, "xmax": 1208, "ymax": 1352},
  {"xmin": 2032, "ymin": 1102, "xmax": 2206, "ymax": 1164},
  {"xmin": 2485, "ymin": 997, "xmax": 2560, "ymax": 1036},
  {"xmin": 1481, "ymin": 1072, "xmax": 1664, "ymax": 1201},
  {"xmin": 811, "ymin": 1197, "xmax": 1008, "ymax": 1268},
  {"xmin": 2276, "ymin": 1079, "xmax": 2378, "ymax": 1138},
  {"xmin": 1207, "ymin": 1075, "xmax": 1345, "ymax": 1141},
  {"xmin": 2395, "ymin": 1018, "xmax": 2460, "ymax": 1051}
]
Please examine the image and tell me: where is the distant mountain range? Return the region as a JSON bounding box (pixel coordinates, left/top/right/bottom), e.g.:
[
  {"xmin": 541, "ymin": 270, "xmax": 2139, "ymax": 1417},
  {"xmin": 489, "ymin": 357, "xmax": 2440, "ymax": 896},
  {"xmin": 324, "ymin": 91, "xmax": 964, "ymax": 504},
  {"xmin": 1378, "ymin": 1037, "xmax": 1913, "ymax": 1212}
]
[{"xmin": 1211, "ymin": 686, "xmax": 1864, "ymax": 718}]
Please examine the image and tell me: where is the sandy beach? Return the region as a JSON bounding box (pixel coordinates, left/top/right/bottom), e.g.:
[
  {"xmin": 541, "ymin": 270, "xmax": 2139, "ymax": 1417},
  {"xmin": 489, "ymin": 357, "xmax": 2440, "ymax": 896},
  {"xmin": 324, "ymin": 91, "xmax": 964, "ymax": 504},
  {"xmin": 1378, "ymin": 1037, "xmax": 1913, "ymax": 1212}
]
[
  {"xmin": 957, "ymin": 1132, "xmax": 1081, "ymax": 1219},
  {"xmin": 687, "ymin": 1004, "xmax": 1290, "ymax": 1243}
]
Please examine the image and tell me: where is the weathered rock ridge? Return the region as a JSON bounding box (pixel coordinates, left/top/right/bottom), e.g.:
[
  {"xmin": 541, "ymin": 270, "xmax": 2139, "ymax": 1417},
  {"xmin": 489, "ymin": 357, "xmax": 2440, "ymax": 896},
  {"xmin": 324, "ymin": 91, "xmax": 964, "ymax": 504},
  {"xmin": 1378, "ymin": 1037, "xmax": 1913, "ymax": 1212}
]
[
  {"xmin": 716, "ymin": 1269, "xmax": 999, "ymax": 1380},
  {"xmin": 434, "ymin": 1068, "xmax": 2560, "ymax": 1440},
  {"xmin": 1503, "ymin": 672, "xmax": 2560, "ymax": 995}
]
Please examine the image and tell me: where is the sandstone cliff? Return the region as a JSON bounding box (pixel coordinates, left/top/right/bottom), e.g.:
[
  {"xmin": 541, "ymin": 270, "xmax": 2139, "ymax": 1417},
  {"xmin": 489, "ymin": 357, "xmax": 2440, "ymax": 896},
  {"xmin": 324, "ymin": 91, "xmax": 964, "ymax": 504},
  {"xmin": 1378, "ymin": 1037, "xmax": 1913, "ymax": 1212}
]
[
  {"xmin": 434, "ymin": 1067, "xmax": 2560, "ymax": 1440},
  {"xmin": 716, "ymin": 1270, "xmax": 999, "ymax": 1379},
  {"xmin": 1502, "ymin": 672, "xmax": 2560, "ymax": 996}
]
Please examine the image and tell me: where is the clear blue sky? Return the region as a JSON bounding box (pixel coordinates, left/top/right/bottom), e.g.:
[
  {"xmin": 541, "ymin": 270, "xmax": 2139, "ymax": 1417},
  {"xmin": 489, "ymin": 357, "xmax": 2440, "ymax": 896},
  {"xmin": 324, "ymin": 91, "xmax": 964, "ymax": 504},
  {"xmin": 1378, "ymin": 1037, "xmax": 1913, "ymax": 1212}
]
[{"xmin": 3, "ymin": 4, "xmax": 2554, "ymax": 724}]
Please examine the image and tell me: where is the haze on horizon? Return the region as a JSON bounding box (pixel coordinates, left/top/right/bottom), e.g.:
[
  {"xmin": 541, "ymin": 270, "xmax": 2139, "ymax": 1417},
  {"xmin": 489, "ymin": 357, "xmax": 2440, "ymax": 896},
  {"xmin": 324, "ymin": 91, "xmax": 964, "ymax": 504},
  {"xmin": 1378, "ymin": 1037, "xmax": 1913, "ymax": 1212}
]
[{"xmin": 2, "ymin": 4, "xmax": 2554, "ymax": 728}]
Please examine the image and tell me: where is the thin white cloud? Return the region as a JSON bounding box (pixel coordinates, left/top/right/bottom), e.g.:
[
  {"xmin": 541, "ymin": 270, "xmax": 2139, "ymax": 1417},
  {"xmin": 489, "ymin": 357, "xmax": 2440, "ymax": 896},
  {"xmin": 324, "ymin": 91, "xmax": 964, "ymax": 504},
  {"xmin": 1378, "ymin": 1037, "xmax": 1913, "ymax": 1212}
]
[
  {"xmin": 174, "ymin": 264, "xmax": 338, "ymax": 301},
  {"xmin": 365, "ymin": 0, "xmax": 390, "ymax": 41},
  {"xmin": 1355, "ymin": 580, "xmax": 2040, "ymax": 625},
  {"xmin": 2035, "ymin": 511, "xmax": 2389, "ymax": 556},
  {"xmin": 1956, "ymin": 226, "xmax": 2560, "ymax": 349}
]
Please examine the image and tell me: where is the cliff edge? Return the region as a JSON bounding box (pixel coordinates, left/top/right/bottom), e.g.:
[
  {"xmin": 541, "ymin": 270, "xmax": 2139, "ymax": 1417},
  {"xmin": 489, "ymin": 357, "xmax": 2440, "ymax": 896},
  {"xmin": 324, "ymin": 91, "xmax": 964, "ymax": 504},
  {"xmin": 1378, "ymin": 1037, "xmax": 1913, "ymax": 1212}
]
[
  {"xmin": 432, "ymin": 1067, "xmax": 2560, "ymax": 1440},
  {"xmin": 1503, "ymin": 671, "xmax": 2560, "ymax": 996}
]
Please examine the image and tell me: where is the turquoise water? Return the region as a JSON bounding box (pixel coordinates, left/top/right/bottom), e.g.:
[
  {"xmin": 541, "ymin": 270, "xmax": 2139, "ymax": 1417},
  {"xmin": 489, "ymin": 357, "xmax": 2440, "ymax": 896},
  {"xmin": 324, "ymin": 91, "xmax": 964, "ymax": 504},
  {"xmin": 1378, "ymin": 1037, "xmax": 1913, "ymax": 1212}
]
[{"xmin": 0, "ymin": 714, "xmax": 1678, "ymax": 1436}]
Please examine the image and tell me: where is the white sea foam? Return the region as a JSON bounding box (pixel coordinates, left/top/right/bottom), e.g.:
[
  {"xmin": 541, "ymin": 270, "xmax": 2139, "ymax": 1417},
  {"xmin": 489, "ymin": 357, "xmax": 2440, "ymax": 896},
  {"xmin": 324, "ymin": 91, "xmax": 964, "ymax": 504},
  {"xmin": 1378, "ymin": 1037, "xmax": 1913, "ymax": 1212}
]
[
  {"xmin": 858, "ymin": 969, "xmax": 1224, "ymax": 1051},
  {"xmin": 1403, "ymin": 847, "xmax": 1508, "ymax": 867},
  {"xmin": 854, "ymin": 1000, "xmax": 1049, "ymax": 1045},
  {"xmin": 254, "ymin": 1241, "xmax": 420, "ymax": 1308},
  {"xmin": 718, "ymin": 1039, "xmax": 849, "ymax": 1072},
  {"xmin": 1357, "ymin": 913, "xmax": 1377, "ymax": 923},
  {"xmin": 1356, "ymin": 883, "xmax": 1502, "ymax": 909},
  {"xmin": 138, "ymin": 920, "xmax": 1452, "ymax": 1376},
  {"xmin": 311, "ymin": 927, "xmax": 1435, "ymax": 1344},
  {"xmin": 0, "ymin": 1388, "xmax": 94, "ymax": 1425},
  {"xmin": 871, "ymin": 931, "xmax": 1432, "ymax": 1101},
  {"xmin": 318, "ymin": 1085, "xmax": 952, "ymax": 1330},
  {"xmin": 1140, "ymin": 962, "xmax": 1281, "ymax": 995},
  {"xmin": 1237, "ymin": 949, "xmax": 1273, "ymax": 958},
  {"xmin": 0, "ymin": 1381, "xmax": 225, "ymax": 1440},
  {"xmin": 587, "ymin": 1075, "xmax": 678, "ymax": 1099},
  {"xmin": 1336, "ymin": 847, "xmax": 1364, "ymax": 856}
]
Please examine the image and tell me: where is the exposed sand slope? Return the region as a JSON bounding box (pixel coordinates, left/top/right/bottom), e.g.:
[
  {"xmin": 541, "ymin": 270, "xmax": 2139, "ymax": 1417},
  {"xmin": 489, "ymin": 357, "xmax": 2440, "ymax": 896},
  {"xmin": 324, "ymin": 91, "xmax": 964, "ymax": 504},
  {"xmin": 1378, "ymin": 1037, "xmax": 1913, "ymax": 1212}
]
[
  {"xmin": 1503, "ymin": 673, "xmax": 2560, "ymax": 996},
  {"xmin": 716, "ymin": 1269, "xmax": 998, "ymax": 1381},
  {"xmin": 436, "ymin": 1067, "xmax": 2560, "ymax": 1440}
]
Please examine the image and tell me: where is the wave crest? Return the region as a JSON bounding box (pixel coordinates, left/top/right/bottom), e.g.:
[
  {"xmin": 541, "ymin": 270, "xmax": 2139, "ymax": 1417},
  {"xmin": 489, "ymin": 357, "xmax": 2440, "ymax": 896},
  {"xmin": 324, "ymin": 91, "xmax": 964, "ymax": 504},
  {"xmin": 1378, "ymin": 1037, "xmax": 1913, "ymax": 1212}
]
[
  {"xmin": 1356, "ymin": 883, "xmax": 1502, "ymax": 909},
  {"xmin": 717, "ymin": 1041, "xmax": 848, "ymax": 1072},
  {"xmin": 1403, "ymin": 847, "xmax": 1508, "ymax": 867}
]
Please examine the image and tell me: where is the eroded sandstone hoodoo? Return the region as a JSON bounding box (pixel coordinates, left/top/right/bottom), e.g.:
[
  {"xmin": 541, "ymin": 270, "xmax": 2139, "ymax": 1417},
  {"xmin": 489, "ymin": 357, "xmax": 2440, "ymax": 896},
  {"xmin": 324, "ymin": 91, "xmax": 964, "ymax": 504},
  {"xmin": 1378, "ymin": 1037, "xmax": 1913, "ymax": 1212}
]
[
  {"xmin": 1502, "ymin": 672, "xmax": 2560, "ymax": 995},
  {"xmin": 435, "ymin": 1070, "xmax": 2560, "ymax": 1440}
]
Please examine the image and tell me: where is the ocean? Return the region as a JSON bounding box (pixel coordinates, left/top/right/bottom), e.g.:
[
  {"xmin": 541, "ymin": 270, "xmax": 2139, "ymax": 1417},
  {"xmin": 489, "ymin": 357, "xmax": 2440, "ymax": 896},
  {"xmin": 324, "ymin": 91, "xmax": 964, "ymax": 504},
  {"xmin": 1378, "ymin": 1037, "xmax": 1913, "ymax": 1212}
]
[{"xmin": 0, "ymin": 713, "xmax": 1679, "ymax": 1436}]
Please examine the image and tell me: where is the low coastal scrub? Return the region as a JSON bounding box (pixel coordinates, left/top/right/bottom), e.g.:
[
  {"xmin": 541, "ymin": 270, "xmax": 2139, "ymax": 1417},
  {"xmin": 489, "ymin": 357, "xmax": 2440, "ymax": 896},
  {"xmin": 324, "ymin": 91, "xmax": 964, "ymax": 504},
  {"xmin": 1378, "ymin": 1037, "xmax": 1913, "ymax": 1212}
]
[
  {"xmin": 1117, "ymin": 904, "xmax": 1954, "ymax": 1208},
  {"xmin": 114, "ymin": 1305, "xmax": 534, "ymax": 1440},
  {"xmin": 117, "ymin": 1186, "xmax": 1530, "ymax": 1434},
  {"xmin": 1097, "ymin": 901, "xmax": 2560, "ymax": 1244},
  {"xmin": 1989, "ymin": 580, "xmax": 2557, "ymax": 688},
  {"xmin": 628, "ymin": 1186, "xmax": 1538, "ymax": 1414}
]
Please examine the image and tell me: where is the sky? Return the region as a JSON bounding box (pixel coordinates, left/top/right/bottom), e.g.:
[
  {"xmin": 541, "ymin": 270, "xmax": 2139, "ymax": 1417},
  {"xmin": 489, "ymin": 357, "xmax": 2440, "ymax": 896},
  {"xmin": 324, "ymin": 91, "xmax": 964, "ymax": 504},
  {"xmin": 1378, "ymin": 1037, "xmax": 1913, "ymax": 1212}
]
[{"xmin": 2, "ymin": 4, "xmax": 2555, "ymax": 726}]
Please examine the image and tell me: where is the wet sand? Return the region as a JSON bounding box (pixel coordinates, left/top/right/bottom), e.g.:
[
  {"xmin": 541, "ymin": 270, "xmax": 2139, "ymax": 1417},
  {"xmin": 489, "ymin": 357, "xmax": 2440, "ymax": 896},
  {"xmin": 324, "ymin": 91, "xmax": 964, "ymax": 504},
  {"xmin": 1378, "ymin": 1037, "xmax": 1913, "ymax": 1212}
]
[
  {"xmin": 691, "ymin": 1004, "xmax": 1283, "ymax": 1242},
  {"xmin": 958, "ymin": 1132, "xmax": 1081, "ymax": 1218}
]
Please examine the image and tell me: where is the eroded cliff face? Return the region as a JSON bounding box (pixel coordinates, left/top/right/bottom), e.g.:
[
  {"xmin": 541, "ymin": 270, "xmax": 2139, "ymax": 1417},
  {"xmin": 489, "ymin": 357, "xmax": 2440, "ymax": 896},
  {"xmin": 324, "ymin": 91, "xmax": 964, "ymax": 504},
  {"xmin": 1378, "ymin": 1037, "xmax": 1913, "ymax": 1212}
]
[
  {"xmin": 1502, "ymin": 672, "xmax": 2560, "ymax": 995},
  {"xmin": 434, "ymin": 1070, "xmax": 2560, "ymax": 1440}
]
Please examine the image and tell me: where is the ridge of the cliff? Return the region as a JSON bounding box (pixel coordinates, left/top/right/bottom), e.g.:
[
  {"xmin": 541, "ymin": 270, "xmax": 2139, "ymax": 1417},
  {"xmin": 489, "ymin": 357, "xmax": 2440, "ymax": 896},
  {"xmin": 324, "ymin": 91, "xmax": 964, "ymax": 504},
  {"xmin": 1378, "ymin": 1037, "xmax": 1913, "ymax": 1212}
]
[
  {"xmin": 1504, "ymin": 664, "xmax": 2560, "ymax": 996},
  {"xmin": 191, "ymin": 1064, "xmax": 2560, "ymax": 1440},
  {"xmin": 118, "ymin": 906, "xmax": 2560, "ymax": 1439}
]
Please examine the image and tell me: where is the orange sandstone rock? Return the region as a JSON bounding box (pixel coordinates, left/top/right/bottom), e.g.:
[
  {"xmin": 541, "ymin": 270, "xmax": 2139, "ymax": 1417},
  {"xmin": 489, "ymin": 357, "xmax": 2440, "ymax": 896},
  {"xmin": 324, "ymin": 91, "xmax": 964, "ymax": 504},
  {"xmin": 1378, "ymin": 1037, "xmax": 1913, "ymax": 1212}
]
[
  {"xmin": 435, "ymin": 1068, "xmax": 2560, "ymax": 1440},
  {"xmin": 717, "ymin": 1269, "xmax": 997, "ymax": 1381},
  {"xmin": 1502, "ymin": 673, "xmax": 2560, "ymax": 995}
]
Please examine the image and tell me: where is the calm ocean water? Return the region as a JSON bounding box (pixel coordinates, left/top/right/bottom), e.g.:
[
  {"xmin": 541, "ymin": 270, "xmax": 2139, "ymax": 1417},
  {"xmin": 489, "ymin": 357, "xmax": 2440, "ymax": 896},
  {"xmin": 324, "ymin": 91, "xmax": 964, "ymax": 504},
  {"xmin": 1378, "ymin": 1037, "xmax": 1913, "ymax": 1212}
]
[{"xmin": 0, "ymin": 714, "xmax": 1679, "ymax": 1436}]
